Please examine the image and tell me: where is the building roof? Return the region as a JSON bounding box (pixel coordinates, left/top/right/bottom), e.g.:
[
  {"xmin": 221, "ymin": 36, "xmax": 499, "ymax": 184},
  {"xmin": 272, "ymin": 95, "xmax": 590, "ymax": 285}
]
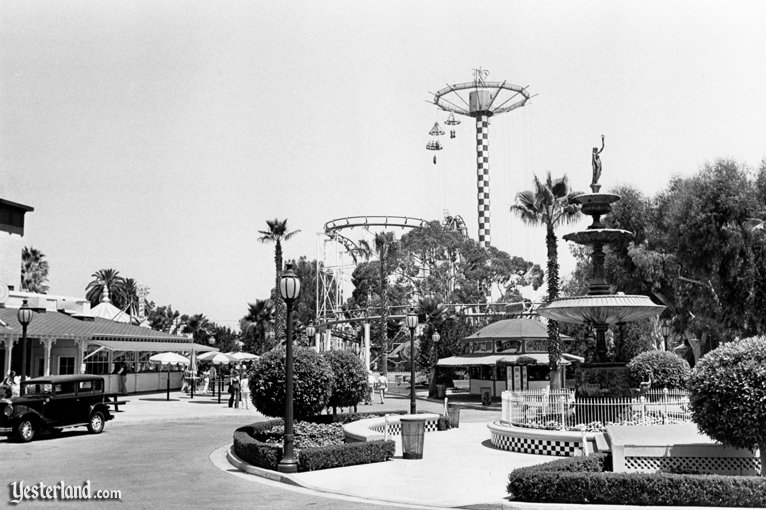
[
  {"xmin": 0, "ymin": 308, "xmax": 195, "ymax": 343},
  {"xmin": 437, "ymin": 353, "xmax": 572, "ymax": 367},
  {"xmin": 460, "ymin": 318, "xmax": 572, "ymax": 342},
  {"xmin": 88, "ymin": 302, "xmax": 132, "ymax": 323}
]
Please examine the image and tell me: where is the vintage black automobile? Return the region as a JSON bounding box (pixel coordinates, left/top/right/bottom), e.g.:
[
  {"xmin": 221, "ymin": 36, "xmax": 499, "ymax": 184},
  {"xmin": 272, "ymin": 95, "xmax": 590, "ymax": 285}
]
[{"xmin": 0, "ymin": 375, "xmax": 120, "ymax": 442}]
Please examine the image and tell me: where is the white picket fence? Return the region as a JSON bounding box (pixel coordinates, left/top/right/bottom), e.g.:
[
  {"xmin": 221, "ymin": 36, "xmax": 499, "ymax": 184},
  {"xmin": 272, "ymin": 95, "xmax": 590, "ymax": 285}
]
[{"xmin": 502, "ymin": 388, "xmax": 692, "ymax": 431}]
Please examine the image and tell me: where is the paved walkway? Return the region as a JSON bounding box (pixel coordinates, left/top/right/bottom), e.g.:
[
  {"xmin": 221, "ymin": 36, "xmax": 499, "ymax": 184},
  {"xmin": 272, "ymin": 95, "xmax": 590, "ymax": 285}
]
[{"xmin": 115, "ymin": 388, "xmax": 740, "ymax": 509}]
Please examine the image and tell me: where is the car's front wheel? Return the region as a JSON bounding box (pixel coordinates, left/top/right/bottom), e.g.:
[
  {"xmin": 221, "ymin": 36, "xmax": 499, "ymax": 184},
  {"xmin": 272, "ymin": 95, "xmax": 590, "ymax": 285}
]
[
  {"xmin": 87, "ymin": 411, "xmax": 104, "ymax": 434},
  {"xmin": 15, "ymin": 419, "xmax": 35, "ymax": 442}
]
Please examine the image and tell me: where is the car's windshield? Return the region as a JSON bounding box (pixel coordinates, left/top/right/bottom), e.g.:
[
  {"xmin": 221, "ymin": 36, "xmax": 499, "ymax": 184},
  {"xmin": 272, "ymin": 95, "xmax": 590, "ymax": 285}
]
[{"xmin": 22, "ymin": 383, "xmax": 53, "ymax": 396}]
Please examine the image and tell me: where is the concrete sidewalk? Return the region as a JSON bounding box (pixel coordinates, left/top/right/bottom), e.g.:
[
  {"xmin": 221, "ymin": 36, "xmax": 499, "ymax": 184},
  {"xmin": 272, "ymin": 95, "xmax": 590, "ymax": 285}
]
[{"xmin": 113, "ymin": 389, "xmax": 736, "ymax": 509}]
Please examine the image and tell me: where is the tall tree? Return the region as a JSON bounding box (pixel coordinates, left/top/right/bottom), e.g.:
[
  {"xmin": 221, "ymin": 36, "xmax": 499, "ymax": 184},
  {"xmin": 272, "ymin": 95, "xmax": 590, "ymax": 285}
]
[
  {"xmin": 121, "ymin": 278, "xmax": 143, "ymax": 320},
  {"xmin": 146, "ymin": 303, "xmax": 181, "ymax": 333},
  {"xmin": 258, "ymin": 219, "xmax": 300, "ymax": 343},
  {"xmin": 85, "ymin": 268, "xmax": 126, "ymax": 309},
  {"xmin": 181, "ymin": 313, "xmax": 212, "ymax": 345},
  {"xmin": 511, "ymin": 172, "xmax": 581, "ymax": 389},
  {"xmin": 241, "ymin": 298, "xmax": 276, "ymax": 354},
  {"xmin": 21, "ymin": 246, "xmax": 50, "ymax": 293},
  {"xmin": 359, "ymin": 232, "xmax": 399, "ymax": 376}
]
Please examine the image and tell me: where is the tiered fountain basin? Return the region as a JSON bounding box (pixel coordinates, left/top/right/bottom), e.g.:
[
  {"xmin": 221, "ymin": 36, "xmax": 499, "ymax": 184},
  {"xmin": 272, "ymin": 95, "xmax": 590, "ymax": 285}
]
[{"xmin": 538, "ymin": 294, "xmax": 666, "ymax": 325}]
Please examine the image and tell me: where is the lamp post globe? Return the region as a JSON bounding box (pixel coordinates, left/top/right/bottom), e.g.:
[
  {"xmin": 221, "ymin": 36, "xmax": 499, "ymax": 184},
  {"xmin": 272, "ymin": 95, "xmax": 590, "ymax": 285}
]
[
  {"xmin": 405, "ymin": 309, "xmax": 418, "ymax": 414},
  {"xmin": 660, "ymin": 320, "xmax": 671, "ymax": 352},
  {"xmin": 17, "ymin": 299, "xmax": 34, "ymax": 396},
  {"xmin": 305, "ymin": 322, "xmax": 315, "ymax": 349},
  {"xmin": 208, "ymin": 336, "xmax": 216, "ymax": 346},
  {"xmin": 278, "ymin": 263, "xmax": 301, "ymax": 473}
]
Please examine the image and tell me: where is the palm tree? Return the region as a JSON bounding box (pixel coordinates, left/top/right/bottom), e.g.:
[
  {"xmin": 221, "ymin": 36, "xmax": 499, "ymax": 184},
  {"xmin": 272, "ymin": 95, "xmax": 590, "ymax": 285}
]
[
  {"xmin": 258, "ymin": 219, "xmax": 300, "ymax": 343},
  {"xmin": 416, "ymin": 296, "xmax": 451, "ymax": 397},
  {"xmin": 121, "ymin": 278, "xmax": 143, "ymax": 321},
  {"xmin": 21, "ymin": 246, "xmax": 50, "ymax": 293},
  {"xmin": 85, "ymin": 269, "xmax": 126, "ymax": 308},
  {"xmin": 360, "ymin": 231, "xmax": 399, "ymax": 376},
  {"xmin": 242, "ymin": 298, "xmax": 276, "ymax": 353},
  {"xmin": 511, "ymin": 172, "xmax": 581, "ymax": 389},
  {"xmin": 181, "ymin": 313, "xmax": 212, "ymax": 345}
]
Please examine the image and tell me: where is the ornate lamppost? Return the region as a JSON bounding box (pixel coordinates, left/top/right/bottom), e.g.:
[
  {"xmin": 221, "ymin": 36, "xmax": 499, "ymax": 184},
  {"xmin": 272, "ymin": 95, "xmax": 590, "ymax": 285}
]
[
  {"xmin": 405, "ymin": 309, "xmax": 418, "ymax": 414},
  {"xmin": 17, "ymin": 299, "xmax": 34, "ymax": 397},
  {"xmin": 660, "ymin": 320, "xmax": 671, "ymax": 352},
  {"xmin": 305, "ymin": 322, "xmax": 316, "ymax": 351},
  {"xmin": 278, "ymin": 263, "xmax": 301, "ymax": 473}
]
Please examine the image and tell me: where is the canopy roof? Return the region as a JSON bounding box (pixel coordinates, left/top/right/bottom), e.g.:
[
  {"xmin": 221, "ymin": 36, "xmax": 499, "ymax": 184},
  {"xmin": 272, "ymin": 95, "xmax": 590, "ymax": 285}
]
[
  {"xmin": 87, "ymin": 302, "xmax": 133, "ymax": 323},
  {"xmin": 90, "ymin": 340, "xmax": 216, "ymax": 353},
  {"xmin": 437, "ymin": 353, "xmax": 574, "ymax": 367},
  {"xmin": 460, "ymin": 318, "xmax": 572, "ymax": 343}
]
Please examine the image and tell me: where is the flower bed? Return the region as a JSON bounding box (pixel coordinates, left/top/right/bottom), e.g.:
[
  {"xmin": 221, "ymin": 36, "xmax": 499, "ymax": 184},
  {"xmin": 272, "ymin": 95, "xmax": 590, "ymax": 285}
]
[
  {"xmin": 232, "ymin": 416, "xmax": 396, "ymax": 472},
  {"xmin": 507, "ymin": 454, "xmax": 766, "ymax": 507}
]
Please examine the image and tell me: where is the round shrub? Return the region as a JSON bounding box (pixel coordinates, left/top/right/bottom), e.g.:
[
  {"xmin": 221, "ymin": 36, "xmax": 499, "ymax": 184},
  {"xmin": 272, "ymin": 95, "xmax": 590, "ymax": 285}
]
[
  {"xmin": 250, "ymin": 346, "xmax": 334, "ymax": 420},
  {"xmin": 688, "ymin": 336, "xmax": 766, "ymax": 475},
  {"xmin": 626, "ymin": 350, "xmax": 690, "ymax": 389},
  {"xmin": 321, "ymin": 350, "xmax": 368, "ymax": 412}
]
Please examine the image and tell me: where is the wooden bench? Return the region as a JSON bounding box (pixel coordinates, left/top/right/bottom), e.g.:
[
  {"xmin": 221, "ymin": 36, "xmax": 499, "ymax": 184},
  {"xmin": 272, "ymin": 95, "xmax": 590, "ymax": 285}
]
[{"xmin": 104, "ymin": 395, "xmax": 128, "ymax": 412}]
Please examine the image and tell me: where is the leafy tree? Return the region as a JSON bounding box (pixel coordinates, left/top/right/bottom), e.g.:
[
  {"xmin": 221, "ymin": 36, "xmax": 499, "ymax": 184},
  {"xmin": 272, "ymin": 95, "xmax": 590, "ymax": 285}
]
[
  {"xmin": 146, "ymin": 303, "xmax": 181, "ymax": 333},
  {"xmin": 626, "ymin": 350, "xmax": 690, "ymax": 389},
  {"xmin": 21, "ymin": 246, "xmax": 49, "ymax": 293},
  {"xmin": 322, "ymin": 350, "xmax": 368, "ymax": 414},
  {"xmin": 85, "ymin": 268, "xmax": 126, "ymax": 309},
  {"xmin": 209, "ymin": 324, "xmax": 241, "ymax": 353},
  {"xmin": 249, "ymin": 347, "xmax": 334, "ymax": 420},
  {"xmin": 258, "ymin": 218, "xmax": 300, "ymax": 343},
  {"xmin": 121, "ymin": 278, "xmax": 144, "ymax": 320},
  {"xmin": 289, "ymin": 256, "xmax": 318, "ymax": 331},
  {"xmin": 687, "ymin": 336, "xmax": 766, "ymax": 476},
  {"xmin": 414, "ymin": 296, "xmax": 453, "ymax": 397},
  {"xmin": 511, "ymin": 172, "xmax": 581, "ymax": 388}
]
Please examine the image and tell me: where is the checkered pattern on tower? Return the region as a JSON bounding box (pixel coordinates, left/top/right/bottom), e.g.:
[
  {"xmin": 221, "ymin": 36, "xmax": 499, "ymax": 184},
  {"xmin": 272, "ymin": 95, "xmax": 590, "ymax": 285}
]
[{"xmin": 475, "ymin": 114, "xmax": 490, "ymax": 248}]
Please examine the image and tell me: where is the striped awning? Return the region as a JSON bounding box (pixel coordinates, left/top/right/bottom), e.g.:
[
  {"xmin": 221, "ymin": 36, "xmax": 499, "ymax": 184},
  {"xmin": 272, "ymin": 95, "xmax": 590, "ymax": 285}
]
[{"xmin": 436, "ymin": 353, "xmax": 571, "ymax": 367}]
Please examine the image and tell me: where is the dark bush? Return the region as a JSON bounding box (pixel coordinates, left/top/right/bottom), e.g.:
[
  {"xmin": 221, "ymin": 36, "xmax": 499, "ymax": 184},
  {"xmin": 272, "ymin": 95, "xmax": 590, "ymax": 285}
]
[
  {"xmin": 322, "ymin": 350, "xmax": 369, "ymax": 412},
  {"xmin": 298, "ymin": 440, "xmax": 395, "ymax": 471},
  {"xmin": 626, "ymin": 350, "xmax": 690, "ymax": 389},
  {"xmin": 688, "ymin": 336, "xmax": 766, "ymax": 476},
  {"xmin": 507, "ymin": 455, "xmax": 766, "ymax": 507},
  {"xmin": 233, "ymin": 420, "xmax": 283, "ymax": 471},
  {"xmin": 250, "ymin": 347, "xmax": 334, "ymax": 420}
]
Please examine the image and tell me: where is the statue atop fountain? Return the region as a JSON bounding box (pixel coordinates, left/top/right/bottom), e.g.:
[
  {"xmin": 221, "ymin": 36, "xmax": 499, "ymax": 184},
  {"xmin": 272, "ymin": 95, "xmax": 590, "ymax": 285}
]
[{"xmin": 591, "ymin": 135, "xmax": 605, "ymax": 192}]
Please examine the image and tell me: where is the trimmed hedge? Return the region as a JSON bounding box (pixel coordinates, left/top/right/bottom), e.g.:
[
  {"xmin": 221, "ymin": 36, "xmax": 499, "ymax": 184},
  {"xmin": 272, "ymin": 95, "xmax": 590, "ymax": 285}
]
[
  {"xmin": 507, "ymin": 454, "xmax": 766, "ymax": 507},
  {"xmin": 232, "ymin": 417, "xmax": 396, "ymax": 472},
  {"xmin": 298, "ymin": 440, "xmax": 395, "ymax": 471},
  {"xmin": 626, "ymin": 350, "xmax": 690, "ymax": 389}
]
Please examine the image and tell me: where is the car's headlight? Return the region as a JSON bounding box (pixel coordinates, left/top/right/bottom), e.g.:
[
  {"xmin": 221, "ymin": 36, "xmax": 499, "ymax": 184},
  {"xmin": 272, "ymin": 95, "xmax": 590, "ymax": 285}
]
[{"xmin": 3, "ymin": 405, "xmax": 12, "ymax": 417}]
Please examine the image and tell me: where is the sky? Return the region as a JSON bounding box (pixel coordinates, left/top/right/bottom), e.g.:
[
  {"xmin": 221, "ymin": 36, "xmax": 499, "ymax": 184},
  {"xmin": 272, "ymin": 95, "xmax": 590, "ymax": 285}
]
[{"xmin": 1, "ymin": 1, "xmax": 765, "ymax": 329}]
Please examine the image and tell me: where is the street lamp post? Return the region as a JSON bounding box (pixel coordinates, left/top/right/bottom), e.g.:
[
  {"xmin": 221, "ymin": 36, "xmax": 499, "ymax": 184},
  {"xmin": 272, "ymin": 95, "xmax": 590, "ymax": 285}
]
[
  {"xmin": 278, "ymin": 263, "xmax": 301, "ymax": 474},
  {"xmin": 17, "ymin": 299, "xmax": 34, "ymax": 397},
  {"xmin": 660, "ymin": 320, "xmax": 670, "ymax": 352},
  {"xmin": 405, "ymin": 309, "xmax": 418, "ymax": 414},
  {"xmin": 305, "ymin": 322, "xmax": 316, "ymax": 351}
]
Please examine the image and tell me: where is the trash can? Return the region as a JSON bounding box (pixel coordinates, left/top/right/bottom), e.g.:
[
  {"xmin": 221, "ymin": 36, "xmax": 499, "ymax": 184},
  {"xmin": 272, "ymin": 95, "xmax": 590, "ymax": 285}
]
[
  {"xmin": 436, "ymin": 384, "xmax": 447, "ymax": 399},
  {"xmin": 481, "ymin": 387, "xmax": 492, "ymax": 406},
  {"xmin": 447, "ymin": 406, "xmax": 460, "ymax": 428},
  {"xmin": 400, "ymin": 415, "xmax": 428, "ymax": 459}
]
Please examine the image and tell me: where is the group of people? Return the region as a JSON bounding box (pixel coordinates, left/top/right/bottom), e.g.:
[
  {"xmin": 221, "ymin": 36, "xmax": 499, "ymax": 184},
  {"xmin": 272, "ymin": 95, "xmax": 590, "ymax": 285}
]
[
  {"xmin": 1, "ymin": 370, "xmax": 20, "ymax": 399},
  {"xmin": 226, "ymin": 374, "xmax": 250, "ymax": 409},
  {"xmin": 364, "ymin": 372, "xmax": 388, "ymax": 405}
]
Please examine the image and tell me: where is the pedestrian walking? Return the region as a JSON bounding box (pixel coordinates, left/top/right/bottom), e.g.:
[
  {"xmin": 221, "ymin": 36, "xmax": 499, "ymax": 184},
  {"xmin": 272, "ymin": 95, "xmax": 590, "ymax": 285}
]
[
  {"xmin": 228, "ymin": 376, "xmax": 240, "ymax": 408},
  {"xmin": 377, "ymin": 374, "xmax": 388, "ymax": 404},
  {"xmin": 365, "ymin": 372, "xmax": 376, "ymax": 405},
  {"xmin": 208, "ymin": 365, "xmax": 217, "ymax": 394},
  {"xmin": 239, "ymin": 375, "xmax": 250, "ymax": 410}
]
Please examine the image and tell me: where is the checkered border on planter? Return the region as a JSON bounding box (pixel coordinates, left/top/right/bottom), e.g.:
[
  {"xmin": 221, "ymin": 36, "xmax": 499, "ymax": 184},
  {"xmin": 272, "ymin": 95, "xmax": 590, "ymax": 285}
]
[
  {"xmin": 490, "ymin": 430, "xmax": 580, "ymax": 457},
  {"xmin": 370, "ymin": 419, "xmax": 439, "ymax": 436}
]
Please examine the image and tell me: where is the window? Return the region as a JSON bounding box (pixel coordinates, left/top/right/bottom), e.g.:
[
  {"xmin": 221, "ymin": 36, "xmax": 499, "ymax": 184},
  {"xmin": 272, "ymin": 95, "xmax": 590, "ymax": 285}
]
[
  {"xmin": 83, "ymin": 347, "xmax": 110, "ymax": 375},
  {"xmin": 58, "ymin": 357, "xmax": 75, "ymax": 375},
  {"xmin": 526, "ymin": 365, "xmax": 550, "ymax": 382},
  {"xmin": 78, "ymin": 380, "xmax": 93, "ymax": 393},
  {"xmin": 55, "ymin": 382, "xmax": 76, "ymax": 395}
]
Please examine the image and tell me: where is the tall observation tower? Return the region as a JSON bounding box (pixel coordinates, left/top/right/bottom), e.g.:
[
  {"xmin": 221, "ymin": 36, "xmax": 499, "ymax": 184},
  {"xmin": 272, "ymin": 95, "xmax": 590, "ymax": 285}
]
[{"xmin": 430, "ymin": 68, "xmax": 532, "ymax": 248}]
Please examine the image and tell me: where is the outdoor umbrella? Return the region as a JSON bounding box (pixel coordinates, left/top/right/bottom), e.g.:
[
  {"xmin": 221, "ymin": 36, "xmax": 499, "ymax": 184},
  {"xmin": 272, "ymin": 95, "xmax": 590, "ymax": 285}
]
[
  {"xmin": 149, "ymin": 352, "xmax": 190, "ymax": 401},
  {"xmin": 197, "ymin": 352, "xmax": 239, "ymax": 364},
  {"xmin": 228, "ymin": 352, "xmax": 259, "ymax": 361}
]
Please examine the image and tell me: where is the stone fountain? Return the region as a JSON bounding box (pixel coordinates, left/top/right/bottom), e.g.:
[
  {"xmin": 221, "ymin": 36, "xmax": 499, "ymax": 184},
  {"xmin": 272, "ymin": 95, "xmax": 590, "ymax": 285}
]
[{"xmin": 537, "ymin": 137, "xmax": 665, "ymax": 395}]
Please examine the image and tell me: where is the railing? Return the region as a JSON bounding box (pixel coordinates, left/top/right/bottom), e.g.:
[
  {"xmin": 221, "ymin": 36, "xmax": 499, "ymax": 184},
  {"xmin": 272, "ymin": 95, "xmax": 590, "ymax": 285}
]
[{"xmin": 502, "ymin": 389, "xmax": 692, "ymax": 431}]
